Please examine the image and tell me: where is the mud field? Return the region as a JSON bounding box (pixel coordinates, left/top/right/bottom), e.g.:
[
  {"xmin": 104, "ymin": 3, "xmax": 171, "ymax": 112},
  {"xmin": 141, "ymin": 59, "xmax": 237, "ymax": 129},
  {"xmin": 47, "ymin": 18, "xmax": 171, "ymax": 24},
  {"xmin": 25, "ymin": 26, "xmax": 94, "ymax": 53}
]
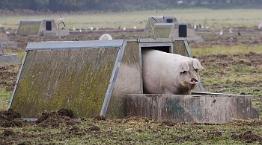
[
  {"xmin": 0, "ymin": 27, "xmax": 262, "ymax": 144},
  {"xmin": 0, "ymin": 109, "xmax": 262, "ymax": 145},
  {"xmin": 199, "ymin": 52, "xmax": 262, "ymax": 94}
]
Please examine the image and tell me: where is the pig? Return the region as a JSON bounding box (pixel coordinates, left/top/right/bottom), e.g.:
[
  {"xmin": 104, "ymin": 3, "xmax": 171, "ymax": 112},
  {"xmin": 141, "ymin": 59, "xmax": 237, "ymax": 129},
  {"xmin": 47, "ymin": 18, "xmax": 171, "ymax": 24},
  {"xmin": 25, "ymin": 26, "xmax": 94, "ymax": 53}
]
[
  {"xmin": 99, "ymin": 34, "xmax": 113, "ymax": 40},
  {"xmin": 142, "ymin": 50, "xmax": 203, "ymax": 95}
]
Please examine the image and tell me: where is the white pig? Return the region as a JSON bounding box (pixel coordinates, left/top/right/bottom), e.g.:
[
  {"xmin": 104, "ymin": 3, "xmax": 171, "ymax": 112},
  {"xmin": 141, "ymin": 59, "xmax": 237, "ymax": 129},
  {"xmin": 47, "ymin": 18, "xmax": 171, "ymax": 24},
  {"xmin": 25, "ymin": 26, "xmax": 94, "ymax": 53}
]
[
  {"xmin": 142, "ymin": 50, "xmax": 203, "ymax": 95},
  {"xmin": 99, "ymin": 34, "xmax": 113, "ymax": 40}
]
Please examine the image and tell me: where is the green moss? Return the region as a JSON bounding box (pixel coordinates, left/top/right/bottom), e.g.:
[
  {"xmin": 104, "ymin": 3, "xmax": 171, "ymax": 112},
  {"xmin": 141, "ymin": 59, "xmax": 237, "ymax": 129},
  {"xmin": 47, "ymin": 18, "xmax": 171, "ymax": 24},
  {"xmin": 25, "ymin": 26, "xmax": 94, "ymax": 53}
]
[{"xmin": 11, "ymin": 48, "xmax": 119, "ymax": 117}]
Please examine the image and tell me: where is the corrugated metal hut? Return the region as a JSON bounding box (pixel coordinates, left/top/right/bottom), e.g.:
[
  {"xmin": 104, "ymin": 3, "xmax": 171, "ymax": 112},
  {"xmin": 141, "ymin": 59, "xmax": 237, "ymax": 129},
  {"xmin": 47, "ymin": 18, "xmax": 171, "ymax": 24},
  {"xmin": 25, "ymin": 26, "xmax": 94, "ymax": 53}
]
[
  {"xmin": 17, "ymin": 19, "xmax": 69, "ymax": 37},
  {"xmin": 9, "ymin": 39, "xmax": 258, "ymax": 123}
]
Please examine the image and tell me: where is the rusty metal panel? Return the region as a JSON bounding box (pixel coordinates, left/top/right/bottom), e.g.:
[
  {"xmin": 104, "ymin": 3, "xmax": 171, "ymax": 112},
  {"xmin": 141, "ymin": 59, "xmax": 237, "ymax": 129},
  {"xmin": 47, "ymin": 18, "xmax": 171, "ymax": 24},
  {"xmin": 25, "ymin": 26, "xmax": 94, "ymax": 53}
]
[
  {"xmin": 108, "ymin": 41, "xmax": 143, "ymax": 117},
  {"xmin": 10, "ymin": 47, "xmax": 120, "ymax": 118},
  {"xmin": 125, "ymin": 94, "xmax": 259, "ymax": 123}
]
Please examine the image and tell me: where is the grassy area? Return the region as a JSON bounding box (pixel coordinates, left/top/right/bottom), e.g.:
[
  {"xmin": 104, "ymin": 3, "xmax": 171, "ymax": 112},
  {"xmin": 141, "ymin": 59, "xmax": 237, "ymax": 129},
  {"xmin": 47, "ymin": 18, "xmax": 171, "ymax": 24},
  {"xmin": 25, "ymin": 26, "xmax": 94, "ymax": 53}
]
[
  {"xmin": 0, "ymin": 8, "xmax": 262, "ymax": 29},
  {"xmin": 193, "ymin": 45, "xmax": 262, "ymax": 94},
  {"xmin": 1, "ymin": 118, "xmax": 262, "ymax": 144},
  {"xmin": 0, "ymin": 89, "xmax": 11, "ymax": 110},
  {"xmin": 3, "ymin": 48, "xmax": 26, "ymax": 61},
  {"xmin": 192, "ymin": 44, "xmax": 262, "ymax": 57}
]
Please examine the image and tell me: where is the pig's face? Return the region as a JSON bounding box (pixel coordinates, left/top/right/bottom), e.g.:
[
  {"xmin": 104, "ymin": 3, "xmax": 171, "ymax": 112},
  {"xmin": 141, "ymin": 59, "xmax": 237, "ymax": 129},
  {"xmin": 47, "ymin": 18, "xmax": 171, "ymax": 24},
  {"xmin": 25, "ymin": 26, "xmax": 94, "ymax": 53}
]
[{"xmin": 176, "ymin": 58, "xmax": 203, "ymax": 91}]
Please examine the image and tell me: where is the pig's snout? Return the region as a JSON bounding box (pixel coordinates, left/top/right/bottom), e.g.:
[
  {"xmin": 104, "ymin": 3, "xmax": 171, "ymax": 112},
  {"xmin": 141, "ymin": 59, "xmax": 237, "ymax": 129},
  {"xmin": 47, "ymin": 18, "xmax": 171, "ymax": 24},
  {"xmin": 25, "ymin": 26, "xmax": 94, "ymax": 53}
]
[{"xmin": 190, "ymin": 78, "xmax": 198, "ymax": 84}]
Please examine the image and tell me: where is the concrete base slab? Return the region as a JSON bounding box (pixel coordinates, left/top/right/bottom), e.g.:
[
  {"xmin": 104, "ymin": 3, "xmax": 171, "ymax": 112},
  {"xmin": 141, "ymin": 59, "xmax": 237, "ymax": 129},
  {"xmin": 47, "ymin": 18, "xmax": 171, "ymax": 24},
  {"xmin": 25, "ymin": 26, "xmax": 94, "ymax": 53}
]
[{"xmin": 124, "ymin": 94, "xmax": 259, "ymax": 123}]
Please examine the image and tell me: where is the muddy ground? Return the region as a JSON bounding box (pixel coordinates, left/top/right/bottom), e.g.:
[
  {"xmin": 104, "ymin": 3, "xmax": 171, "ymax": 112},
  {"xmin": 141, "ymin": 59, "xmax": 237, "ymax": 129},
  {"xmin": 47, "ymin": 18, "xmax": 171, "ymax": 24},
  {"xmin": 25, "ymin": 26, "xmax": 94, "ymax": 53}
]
[
  {"xmin": 0, "ymin": 65, "xmax": 18, "ymax": 91},
  {"xmin": 199, "ymin": 52, "xmax": 262, "ymax": 93},
  {"xmin": 0, "ymin": 109, "xmax": 262, "ymax": 144}
]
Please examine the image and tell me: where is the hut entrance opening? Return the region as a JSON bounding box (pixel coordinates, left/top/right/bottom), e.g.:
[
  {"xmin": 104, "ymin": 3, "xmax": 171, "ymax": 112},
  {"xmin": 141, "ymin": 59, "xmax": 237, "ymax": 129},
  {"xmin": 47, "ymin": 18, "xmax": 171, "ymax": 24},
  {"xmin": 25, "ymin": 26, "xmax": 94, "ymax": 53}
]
[
  {"xmin": 46, "ymin": 21, "xmax": 52, "ymax": 31},
  {"xmin": 141, "ymin": 45, "xmax": 171, "ymax": 93},
  {"xmin": 141, "ymin": 46, "xmax": 171, "ymax": 53}
]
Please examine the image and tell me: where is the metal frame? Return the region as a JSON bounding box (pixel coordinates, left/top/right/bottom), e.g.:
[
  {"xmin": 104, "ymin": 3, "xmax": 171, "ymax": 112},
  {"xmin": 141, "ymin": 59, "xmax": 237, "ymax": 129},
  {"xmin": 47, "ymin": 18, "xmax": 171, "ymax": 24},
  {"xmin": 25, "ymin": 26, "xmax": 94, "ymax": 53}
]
[
  {"xmin": 100, "ymin": 40, "xmax": 127, "ymax": 117},
  {"xmin": 8, "ymin": 53, "xmax": 27, "ymax": 109},
  {"xmin": 184, "ymin": 40, "xmax": 192, "ymax": 57},
  {"xmin": 10, "ymin": 40, "xmax": 125, "ymax": 113},
  {"xmin": 26, "ymin": 40, "xmax": 124, "ymax": 51}
]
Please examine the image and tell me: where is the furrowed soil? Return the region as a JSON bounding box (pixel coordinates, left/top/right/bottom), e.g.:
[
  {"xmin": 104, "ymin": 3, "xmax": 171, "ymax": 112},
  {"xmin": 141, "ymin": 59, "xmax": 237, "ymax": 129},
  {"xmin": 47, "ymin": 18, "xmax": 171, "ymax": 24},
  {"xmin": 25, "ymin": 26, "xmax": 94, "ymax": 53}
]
[{"xmin": 0, "ymin": 26, "xmax": 261, "ymax": 144}]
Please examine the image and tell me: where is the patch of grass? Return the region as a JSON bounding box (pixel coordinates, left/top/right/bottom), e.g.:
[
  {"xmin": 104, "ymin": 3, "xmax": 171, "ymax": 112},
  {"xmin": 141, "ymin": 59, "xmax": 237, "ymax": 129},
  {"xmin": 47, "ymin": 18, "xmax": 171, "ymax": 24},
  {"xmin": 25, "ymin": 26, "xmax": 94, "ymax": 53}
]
[
  {"xmin": 0, "ymin": 89, "xmax": 11, "ymax": 111},
  {"xmin": 193, "ymin": 45, "xmax": 262, "ymax": 57},
  {"xmin": 1, "ymin": 8, "xmax": 262, "ymax": 29},
  {"xmin": 1, "ymin": 118, "xmax": 262, "ymax": 144},
  {"xmin": 15, "ymin": 50, "xmax": 26, "ymax": 61},
  {"xmin": 202, "ymin": 63, "xmax": 261, "ymax": 82}
]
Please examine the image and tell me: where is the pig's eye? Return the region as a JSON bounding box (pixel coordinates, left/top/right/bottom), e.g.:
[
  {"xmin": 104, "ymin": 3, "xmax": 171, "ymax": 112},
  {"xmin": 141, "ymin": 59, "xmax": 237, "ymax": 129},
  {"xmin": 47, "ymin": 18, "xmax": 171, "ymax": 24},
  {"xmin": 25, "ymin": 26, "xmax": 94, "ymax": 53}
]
[
  {"xmin": 194, "ymin": 69, "xmax": 198, "ymax": 72},
  {"xmin": 181, "ymin": 71, "xmax": 187, "ymax": 74}
]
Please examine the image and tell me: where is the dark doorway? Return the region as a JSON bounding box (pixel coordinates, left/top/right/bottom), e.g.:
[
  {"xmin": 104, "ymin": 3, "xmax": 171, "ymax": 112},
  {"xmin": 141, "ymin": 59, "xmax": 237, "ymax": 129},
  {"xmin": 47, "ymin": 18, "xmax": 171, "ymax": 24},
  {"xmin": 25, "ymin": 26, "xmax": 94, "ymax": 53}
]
[
  {"xmin": 46, "ymin": 21, "xmax": 52, "ymax": 31},
  {"xmin": 141, "ymin": 46, "xmax": 171, "ymax": 53},
  {"xmin": 179, "ymin": 24, "xmax": 187, "ymax": 37},
  {"xmin": 141, "ymin": 45, "xmax": 171, "ymax": 94},
  {"xmin": 166, "ymin": 18, "xmax": 173, "ymax": 23}
]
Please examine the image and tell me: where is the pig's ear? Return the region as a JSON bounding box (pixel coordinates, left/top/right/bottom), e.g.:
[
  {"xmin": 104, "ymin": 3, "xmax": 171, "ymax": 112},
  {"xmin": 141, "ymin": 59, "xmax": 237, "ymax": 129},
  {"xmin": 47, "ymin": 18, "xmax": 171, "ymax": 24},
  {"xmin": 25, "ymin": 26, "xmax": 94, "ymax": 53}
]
[
  {"xmin": 192, "ymin": 59, "xmax": 204, "ymax": 70},
  {"xmin": 179, "ymin": 61, "xmax": 190, "ymax": 72}
]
